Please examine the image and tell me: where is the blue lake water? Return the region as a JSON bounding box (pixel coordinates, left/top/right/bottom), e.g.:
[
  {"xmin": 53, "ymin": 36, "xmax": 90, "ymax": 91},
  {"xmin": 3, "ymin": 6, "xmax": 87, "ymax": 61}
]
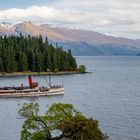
[{"xmin": 0, "ymin": 56, "xmax": 140, "ymax": 140}]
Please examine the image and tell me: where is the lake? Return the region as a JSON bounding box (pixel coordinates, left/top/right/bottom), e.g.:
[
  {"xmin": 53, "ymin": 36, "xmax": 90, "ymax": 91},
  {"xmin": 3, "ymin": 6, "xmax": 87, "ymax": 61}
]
[{"xmin": 0, "ymin": 56, "xmax": 140, "ymax": 140}]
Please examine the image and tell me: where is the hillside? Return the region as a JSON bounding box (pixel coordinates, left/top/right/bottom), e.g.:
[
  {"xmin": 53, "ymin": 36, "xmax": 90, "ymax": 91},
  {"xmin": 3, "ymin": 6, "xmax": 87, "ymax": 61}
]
[{"xmin": 0, "ymin": 21, "xmax": 140, "ymax": 56}]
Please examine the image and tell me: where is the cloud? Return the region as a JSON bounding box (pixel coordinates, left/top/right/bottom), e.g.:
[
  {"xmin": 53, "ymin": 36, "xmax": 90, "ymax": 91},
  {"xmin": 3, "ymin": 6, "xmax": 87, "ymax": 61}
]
[
  {"xmin": 0, "ymin": 5, "xmax": 137, "ymax": 26},
  {"xmin": 0, "ymin": 0, "xmax": 140, "ymax": 38},
  {"xmin": 0, "ymin": 6, "xmax": 60, "ymax": 22},
  {"xmin": 0, "ymin": 6, "xmax": 90, "ymax": 25}
]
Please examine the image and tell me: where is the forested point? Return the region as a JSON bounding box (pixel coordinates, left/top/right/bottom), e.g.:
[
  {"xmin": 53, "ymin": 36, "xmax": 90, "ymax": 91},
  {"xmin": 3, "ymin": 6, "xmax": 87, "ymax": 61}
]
[{"xmin": 0, "ymin": 35, "xmax": 77, "ymax": 73}]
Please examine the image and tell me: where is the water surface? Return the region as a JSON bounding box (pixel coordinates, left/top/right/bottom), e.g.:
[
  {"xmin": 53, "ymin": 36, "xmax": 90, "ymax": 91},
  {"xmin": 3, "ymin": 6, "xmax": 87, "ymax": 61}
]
[{"xmin": 0, "ymin": 56, "xmax": 140, "ymax": 140}]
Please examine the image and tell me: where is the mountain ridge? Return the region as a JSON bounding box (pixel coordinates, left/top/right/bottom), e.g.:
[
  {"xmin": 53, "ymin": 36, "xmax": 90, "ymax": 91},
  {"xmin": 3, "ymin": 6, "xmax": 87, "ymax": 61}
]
[{"xmin": 0, "ymin": 21, "xmax": 140, "ymax": 55}]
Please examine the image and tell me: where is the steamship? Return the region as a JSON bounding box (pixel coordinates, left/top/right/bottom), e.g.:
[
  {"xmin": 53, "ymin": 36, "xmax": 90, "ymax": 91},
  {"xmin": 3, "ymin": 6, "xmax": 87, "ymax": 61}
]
[{"xmin": 0, "ymin": 76, "xmax": 64, "ymax": 98}]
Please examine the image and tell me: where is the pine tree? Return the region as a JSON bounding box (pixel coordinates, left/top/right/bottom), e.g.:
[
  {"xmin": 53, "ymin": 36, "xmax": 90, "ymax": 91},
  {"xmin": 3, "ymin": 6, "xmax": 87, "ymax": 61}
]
[
  {"xmin": 17, "ymin": 52, "xmax": 28, "ymax": 71},
  {"xmin": 0, "ymin": 57, "xmax": 3, "ymax": 72},
  {"xmin": 0, "ymin": 35, "xmax": 77, "ymax": 73}
]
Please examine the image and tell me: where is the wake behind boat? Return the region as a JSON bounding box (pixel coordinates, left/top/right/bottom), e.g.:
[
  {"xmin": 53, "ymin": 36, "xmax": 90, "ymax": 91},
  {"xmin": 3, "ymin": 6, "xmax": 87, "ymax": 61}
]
[{"xmin": 0, "ymin": 76, "xmax": 64, "ymax": 98}]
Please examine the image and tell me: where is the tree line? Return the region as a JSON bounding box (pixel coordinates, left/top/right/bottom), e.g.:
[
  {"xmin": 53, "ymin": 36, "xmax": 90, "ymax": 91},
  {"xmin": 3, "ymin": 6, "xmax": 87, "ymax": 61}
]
[{"xmin": 0, "ymin": 35, "xmax": 77, "ymax": 72}]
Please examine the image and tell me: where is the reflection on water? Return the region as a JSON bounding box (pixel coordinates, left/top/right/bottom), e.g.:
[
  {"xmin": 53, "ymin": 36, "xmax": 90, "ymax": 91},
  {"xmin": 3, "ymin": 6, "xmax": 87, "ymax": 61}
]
[{"xmin": 0, "ymin": 56, "xmax": 140, "ymax": 140}]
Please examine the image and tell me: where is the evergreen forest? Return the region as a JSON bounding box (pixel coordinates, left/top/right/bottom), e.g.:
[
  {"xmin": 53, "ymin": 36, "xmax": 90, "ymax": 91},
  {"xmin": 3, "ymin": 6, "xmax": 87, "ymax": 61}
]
[{"xmin": 0, "ymin": 35, "xmax": 77, "ymax": 72}]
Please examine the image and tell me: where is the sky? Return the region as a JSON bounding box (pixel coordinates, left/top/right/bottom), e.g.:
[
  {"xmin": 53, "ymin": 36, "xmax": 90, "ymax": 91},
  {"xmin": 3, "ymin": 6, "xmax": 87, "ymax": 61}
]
[{"xmin": 0, "ymin": 0, "xmax": 140, "ymax": 39}]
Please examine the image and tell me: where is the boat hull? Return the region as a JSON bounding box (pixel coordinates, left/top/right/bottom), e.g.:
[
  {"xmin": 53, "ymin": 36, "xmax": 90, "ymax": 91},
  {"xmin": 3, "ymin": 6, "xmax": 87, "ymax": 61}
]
[{"xmin": 0, "ymin": 88, "xmax": 64, "ymax": 98}]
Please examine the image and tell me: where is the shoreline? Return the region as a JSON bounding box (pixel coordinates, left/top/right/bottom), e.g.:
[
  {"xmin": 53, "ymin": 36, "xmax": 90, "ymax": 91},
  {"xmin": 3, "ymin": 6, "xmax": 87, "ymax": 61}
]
[{"xmin": 0, "ymin": 71, "xmax": 90, "ymax": 77}]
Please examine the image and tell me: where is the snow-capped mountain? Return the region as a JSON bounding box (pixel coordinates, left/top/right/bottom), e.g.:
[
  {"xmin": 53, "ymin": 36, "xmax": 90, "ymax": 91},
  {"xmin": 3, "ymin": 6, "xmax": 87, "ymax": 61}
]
[{"xmin": 0, "ymin": 21, "xmax": 18, "ymax": 28}]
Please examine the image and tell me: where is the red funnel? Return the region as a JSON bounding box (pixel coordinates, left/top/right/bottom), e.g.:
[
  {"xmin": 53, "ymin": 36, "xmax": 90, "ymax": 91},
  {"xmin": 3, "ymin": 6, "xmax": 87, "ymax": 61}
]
[{"xmin": 28, "ymin": 76, "xmax": 33, "ymax": 88}]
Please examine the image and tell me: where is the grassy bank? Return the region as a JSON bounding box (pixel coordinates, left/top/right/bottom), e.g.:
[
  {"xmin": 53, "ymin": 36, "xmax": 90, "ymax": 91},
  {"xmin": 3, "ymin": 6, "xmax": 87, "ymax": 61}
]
[{"xmin": 0, "ymin": 71, "xmax": 89, "ymax": 77}]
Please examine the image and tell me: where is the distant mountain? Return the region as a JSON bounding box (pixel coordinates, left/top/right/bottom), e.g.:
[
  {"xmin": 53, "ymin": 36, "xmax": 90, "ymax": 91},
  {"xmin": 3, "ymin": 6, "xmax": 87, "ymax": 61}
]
[
  {"xmin": 136, "ymin": 52, "xmax": 140, "ymax": 56},
  {"xmin": 0, "ymin": 21, "xmax": 140, "ymax": 56},
  {"xmin": 0, "ymin": 22, "xmax": 13, "ymax": 36},
  {"xmin": 135, "ymin": 39, "xmax": 140, "ymax": 44}
]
